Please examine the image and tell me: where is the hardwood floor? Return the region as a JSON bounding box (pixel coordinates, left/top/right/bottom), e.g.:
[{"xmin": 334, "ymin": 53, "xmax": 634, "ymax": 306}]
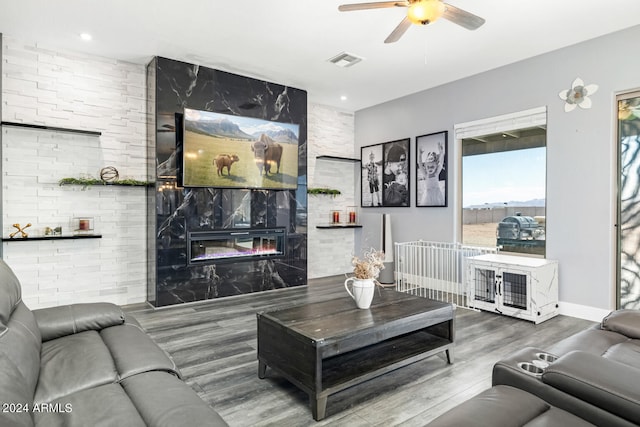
[{"xmin": 124, "ymin": 276, "xmax": 594, "ymax": 426}]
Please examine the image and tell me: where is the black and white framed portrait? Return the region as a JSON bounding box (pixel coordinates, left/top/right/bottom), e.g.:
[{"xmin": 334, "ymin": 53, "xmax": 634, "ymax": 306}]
[
  {"xmin": 416, "ymin": 131, "xmax": 447, "ymax": 207},
  {"xmin": 381, "ymin": 138, "xmax": 410, "ymax": 207},
  {"xmin": 361, "ymin": 139, "xmax": 410, "ymax": 207},
  {"xmin": 360, "ymin": 143, "xmax": 384, "ymax": 207}
]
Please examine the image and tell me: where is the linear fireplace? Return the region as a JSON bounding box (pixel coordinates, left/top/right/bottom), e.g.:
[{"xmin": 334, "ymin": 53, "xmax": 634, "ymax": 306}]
[{"xmin": 187, "ymin": 228, "xmax": 287, "ymax": 265}]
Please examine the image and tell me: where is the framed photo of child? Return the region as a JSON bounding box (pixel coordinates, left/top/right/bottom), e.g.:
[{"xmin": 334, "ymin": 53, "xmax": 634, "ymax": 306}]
[
  {"xmin": 361, "ymin": 139, "xmax": 410, "ymax": 208},
  {"xmin": 381, "ymin": 138, "xmax": 410, "ymax": 207},
  {"xmin": 416, "ymin": 131, "xmax": 448, "ymax": 207},
  {"xmin": 360, "ymin": 143, "xmax": 384, "ymax": 207}
]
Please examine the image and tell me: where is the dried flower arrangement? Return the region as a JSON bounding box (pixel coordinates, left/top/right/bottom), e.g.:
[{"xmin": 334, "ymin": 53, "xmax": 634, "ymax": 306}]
[{"xmin": 351, "ymin": 248, "xmax": 385, "ymax": 280}]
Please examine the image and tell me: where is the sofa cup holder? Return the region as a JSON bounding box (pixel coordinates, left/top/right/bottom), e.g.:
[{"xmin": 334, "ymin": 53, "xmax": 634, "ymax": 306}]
[
  {"xmin": 517, "ymin": 362, "xmax": 544, "ymax": 376},
  {"xmin": 535, "ymin": 352, "xmax": 558, "ymax": 363}
]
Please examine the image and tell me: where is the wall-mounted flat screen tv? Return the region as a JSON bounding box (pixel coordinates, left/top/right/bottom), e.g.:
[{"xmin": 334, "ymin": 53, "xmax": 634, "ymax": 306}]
[{"xmin": 182, "ymin": 108, "xmax": 300, "ymax": 189}]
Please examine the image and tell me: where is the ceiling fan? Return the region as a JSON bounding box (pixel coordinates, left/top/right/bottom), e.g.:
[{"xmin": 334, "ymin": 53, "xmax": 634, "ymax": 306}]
[{"xmin": 338, "ymin": 0, "xmax": 485, "ymax": 43}]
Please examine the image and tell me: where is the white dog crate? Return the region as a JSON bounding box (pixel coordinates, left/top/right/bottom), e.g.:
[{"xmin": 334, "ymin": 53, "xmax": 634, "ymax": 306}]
[{"xmin": 466, "ymin": 254, "xmax": 558, "ymax": 324}]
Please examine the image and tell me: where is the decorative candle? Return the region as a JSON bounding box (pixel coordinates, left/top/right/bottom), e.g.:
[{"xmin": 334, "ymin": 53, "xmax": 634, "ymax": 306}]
[
  {"xmin": 79, "ymin": 219, "xmax": 90, "ymax": 230},
  {"xmin": 349, "ymin": 211, "xmax": 356, "ymax": 224},
  {"xmin": 332, "ymin": 211, "xmax": 340, "ymax": 224}
]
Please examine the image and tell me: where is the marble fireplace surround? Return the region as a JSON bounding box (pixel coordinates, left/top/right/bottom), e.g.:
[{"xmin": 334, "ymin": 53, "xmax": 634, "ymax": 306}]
[{"xmin": 146, "ymin": 57, "xmax": 308, "ymax": 307}]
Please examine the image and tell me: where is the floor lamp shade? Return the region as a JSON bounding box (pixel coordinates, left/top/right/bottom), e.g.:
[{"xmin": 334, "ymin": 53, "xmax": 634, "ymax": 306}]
[{"xmin": 378, "ymin": 214, "xmax": 394, "ymax": 284}]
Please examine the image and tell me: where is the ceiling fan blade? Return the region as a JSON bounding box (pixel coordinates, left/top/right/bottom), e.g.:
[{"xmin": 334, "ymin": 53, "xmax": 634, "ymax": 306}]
[
  {"xmin": 384, "ymin": 17, "xmax": 412, "ymax": 43},
  {"xmin": 442, "ymin": 3, "xmax": 485, "ymax": 30},
  {"xmin": 339, "ymin": 1, "xmax": 408, "ymax": 12}
]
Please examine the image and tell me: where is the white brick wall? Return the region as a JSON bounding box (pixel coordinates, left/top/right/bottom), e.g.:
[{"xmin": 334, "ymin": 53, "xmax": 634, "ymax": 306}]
[
  {"xmin": 1, "ymin": 36, "xmax": 358, "ymax": 299},
  {"xmin": 2, "ymin": 37, "xmax": 147, "ymax": 309},
  {"xmin": 307, "ymin": 103, "xmax": 357, "ymax": 278}
]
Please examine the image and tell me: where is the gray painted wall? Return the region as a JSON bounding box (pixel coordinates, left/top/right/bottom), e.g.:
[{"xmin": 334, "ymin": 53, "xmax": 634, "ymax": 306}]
[{"xmin": 355, "ymin": 24, "xmax": 640, "ymax": 312}]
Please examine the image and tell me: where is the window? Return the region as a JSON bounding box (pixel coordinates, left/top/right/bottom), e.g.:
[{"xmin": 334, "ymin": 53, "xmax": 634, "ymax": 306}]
[
  {"xmin": 617, "ymin": 91, "xmax": 640, "ymax": 309},
  {"xmin": 456, "ymin": 108, "xmax": 547, "ymax": 256}
]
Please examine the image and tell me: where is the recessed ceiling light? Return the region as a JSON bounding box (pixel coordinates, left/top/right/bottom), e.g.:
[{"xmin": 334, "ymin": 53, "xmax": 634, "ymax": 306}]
[
  {"xmin": 340, "ymin": 95, "xmax": 348, "ymax": 101},
  {"xmin": 80, "ymin": 33, "xmax": 92, "ymax": 41}
]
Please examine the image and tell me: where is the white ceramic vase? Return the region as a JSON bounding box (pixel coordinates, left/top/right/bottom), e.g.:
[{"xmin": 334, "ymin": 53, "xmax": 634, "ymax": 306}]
[{"xmin": 344, "ymin": 277, "xmax": 375, "ymax": 309}]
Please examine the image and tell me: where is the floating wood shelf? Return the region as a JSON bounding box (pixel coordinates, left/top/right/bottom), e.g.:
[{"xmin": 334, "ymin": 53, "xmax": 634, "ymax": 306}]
[
  {"xmin": 316, "ymin": 224, "xmax": 363, "ymax": 229},
  {"xmin": 316, "ymin": 155, "xmax": 360, "ymax": 162},
  {"xmin": 2, "ymin": 234, "xmax": 102, "ymax": 242},
  {"xmin": 59, "ymin": 179, "xmax": 153, "ymax": 187},
  {"xmin": 1, "ymin": 121, "xmax": 102, "ymax": 136}
]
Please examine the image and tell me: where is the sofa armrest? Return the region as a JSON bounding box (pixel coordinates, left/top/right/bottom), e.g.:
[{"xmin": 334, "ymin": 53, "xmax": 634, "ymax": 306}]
[
  {"xmin": 601, "ymin": 309, "xmax": 640, "ymax": 339},
  {"xmin": 542, "ymin": 351, "xmax": 640, "ymax": 425},
  {"xmin": 33, "ymin": 303, "xmax": 125, "ymax": 342}
]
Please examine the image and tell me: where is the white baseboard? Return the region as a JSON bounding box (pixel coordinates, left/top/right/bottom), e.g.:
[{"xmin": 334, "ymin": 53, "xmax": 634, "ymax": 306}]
[{"xmin": 558, "ymin": 301, "xmax": 612, "ymax": 322}]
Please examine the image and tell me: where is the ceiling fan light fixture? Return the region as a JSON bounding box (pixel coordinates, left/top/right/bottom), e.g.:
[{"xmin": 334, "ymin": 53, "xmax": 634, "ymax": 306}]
[{"xmin": 407, "ymin": 0, "xmax": 445, "ymax": 25}]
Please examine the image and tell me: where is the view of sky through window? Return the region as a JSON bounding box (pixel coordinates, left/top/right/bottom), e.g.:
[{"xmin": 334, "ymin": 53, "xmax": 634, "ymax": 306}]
[{"xmin": 463, "ymin": 147, "xmax": 546, "ymax": 208}]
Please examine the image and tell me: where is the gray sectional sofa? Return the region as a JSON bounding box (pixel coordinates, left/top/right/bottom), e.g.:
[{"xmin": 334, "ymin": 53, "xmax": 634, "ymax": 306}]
[
  {"xmin": 427, "ymin": 384, "xmax": 596, "ymax": 426},
  {"xmin": 429, "ymin": 309, "xmax": 640, "ymax": 426},
  {"xmin": 0, "ymin": 260, "xmax": 227, "ymax": 427}
]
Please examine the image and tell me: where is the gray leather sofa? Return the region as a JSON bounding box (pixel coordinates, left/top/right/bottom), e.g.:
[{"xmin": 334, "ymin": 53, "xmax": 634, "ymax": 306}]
[
  {"xmin": 547, "ymin": 308, "xmax": 640, "ymax": 368},
  {"xmin": 0, "ymin": 260, "xmax": 227, "ymax": 427},
  {"xmin": 427, "ymin": 385, "xmax": 595, "ymax": 426},
  {"xmin": 429, "ymin": 309, "xmax": 640, "ymax": 426},
  {"xmin": 492, "ymin": 309, "xmax": 640, "ymax": 427}
]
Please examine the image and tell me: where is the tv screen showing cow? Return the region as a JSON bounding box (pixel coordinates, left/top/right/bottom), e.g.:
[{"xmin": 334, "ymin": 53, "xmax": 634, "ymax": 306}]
[{"xmin": 182, "ymin": 108, "xmax": 299, "ymax": 189}]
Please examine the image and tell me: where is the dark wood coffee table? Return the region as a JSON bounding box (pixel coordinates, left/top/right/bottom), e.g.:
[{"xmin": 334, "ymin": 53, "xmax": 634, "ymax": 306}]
[{"xmin": 257, "ymin": 288, "xmax": 455, "ymax": 420}]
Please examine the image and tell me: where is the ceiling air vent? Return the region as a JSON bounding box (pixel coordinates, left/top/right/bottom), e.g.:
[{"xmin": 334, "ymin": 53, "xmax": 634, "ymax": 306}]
[{"xmin": 328, "ymin": 52, "xmax": 364, "ymax": 68}]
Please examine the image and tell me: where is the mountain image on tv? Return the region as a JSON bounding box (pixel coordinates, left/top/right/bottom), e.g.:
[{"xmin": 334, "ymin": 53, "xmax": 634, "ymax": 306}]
[
  {"xmin": 187, "ymin": 117, "xmax": 252, "ymax": 139},
  {"xmin": 182, "ymin": 108, "xmax": 300, "ymax": 189}
]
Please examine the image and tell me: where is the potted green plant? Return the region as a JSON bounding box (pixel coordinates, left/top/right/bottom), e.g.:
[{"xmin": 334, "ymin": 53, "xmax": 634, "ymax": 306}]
[{"xmin": 307, "ymin": 187, "xmax": 341, "ymax": 196}]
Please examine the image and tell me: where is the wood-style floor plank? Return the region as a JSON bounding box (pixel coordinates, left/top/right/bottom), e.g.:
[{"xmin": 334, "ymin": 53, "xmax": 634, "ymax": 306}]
[{"xmin": 124, "ymin": 276, "xmax": 594, "ymax": 426}]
